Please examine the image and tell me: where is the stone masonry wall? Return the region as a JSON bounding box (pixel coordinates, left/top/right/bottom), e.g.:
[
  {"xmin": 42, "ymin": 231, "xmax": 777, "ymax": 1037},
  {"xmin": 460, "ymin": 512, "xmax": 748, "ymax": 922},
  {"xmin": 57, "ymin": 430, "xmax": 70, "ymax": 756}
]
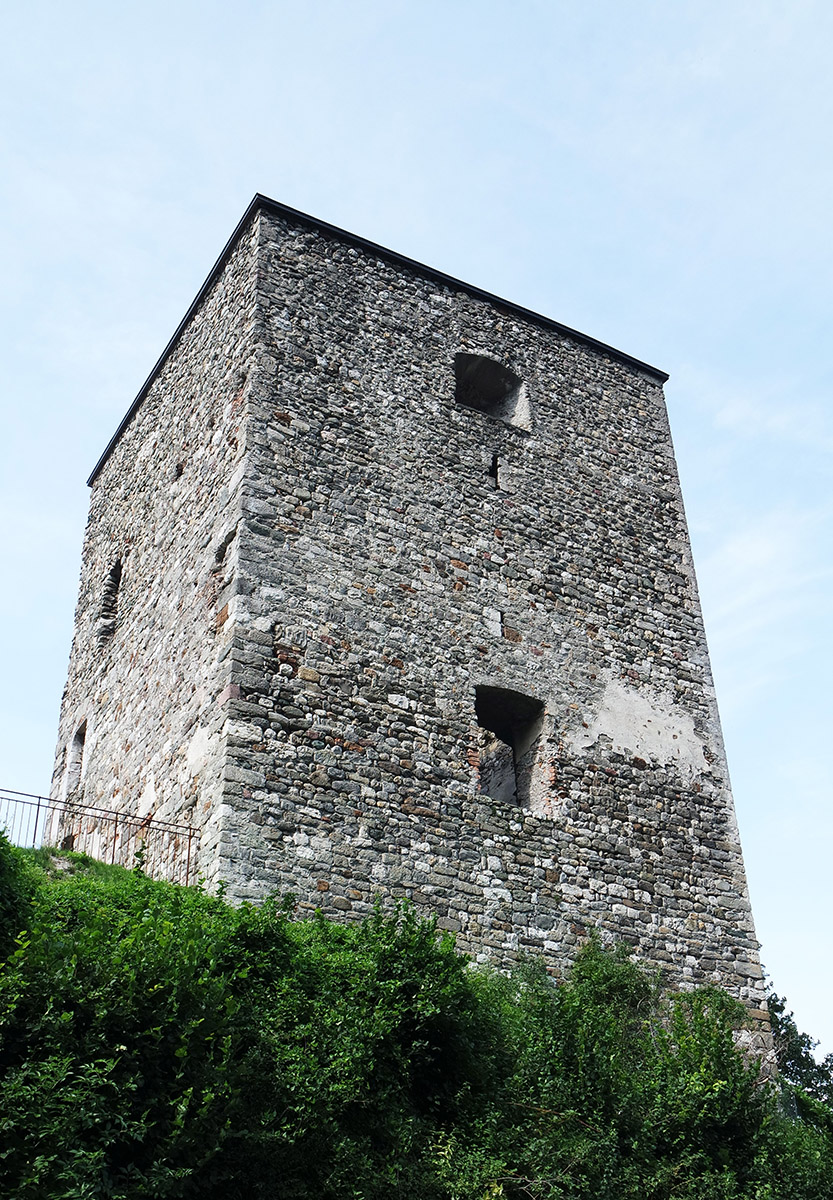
[
  {"xmin": 211, "ymin": 206, "xmax": 766, "ymax": 1018},
  {"xmin": 51, "ymin": 218, "xmax": 261, "ymax": 880},
  {"xmin": 53, "ymin": 198, "xmax": 765, "ymax": 1024}
]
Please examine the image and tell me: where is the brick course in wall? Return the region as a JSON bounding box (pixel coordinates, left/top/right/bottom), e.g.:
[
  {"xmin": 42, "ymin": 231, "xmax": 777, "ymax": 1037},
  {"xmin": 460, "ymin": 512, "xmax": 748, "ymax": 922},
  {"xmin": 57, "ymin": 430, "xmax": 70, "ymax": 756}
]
[{"xmin": 53, "ymin": 196, "xmax": 766, "ymax": 1023}]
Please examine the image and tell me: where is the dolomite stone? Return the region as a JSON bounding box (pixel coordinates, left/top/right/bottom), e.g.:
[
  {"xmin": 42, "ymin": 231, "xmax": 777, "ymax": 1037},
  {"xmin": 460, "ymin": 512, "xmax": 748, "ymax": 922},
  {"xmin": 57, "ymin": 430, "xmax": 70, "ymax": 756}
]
[{"xmin": 52, "ymin": 195, "xmax": 765, "ymax": 1015}]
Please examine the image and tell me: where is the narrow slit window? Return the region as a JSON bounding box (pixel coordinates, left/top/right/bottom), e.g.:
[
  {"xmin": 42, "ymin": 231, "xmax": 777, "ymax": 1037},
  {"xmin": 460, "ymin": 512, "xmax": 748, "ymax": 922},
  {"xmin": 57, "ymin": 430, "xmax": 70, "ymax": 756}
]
[
  {"xmin": 487, "ymin": 452, "xmax": 500, "ymax": 489},
  {"xmin": 65, "ymin": 720, "xmax": 87, "ymax": 798},
  {"xmin": 97, "ymin": 559, "xmax": 122, "ymax": 645},
  {"xmin": 454, "ymin": 353, "xmax": 530, "ymax": 429},
  {"xmin": 474, "ymin": 685, "xmax": 544, "ymax": 806}
]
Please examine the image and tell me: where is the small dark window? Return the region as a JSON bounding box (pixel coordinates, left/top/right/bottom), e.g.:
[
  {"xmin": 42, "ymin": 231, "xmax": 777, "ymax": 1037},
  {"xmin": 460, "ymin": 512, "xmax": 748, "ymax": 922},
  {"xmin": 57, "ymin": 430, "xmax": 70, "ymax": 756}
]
[
  {"xmin": 475, "ymin": 685, "xmax": 544, "ymax": 806},
  {"xmin": 454, "ymin": 353, "xmax": 529, "ymax": 428},
  {"xmin": 65, "ymin": 720, "xmax": 87, "ymax": 797},
  {"xmin": 487, "ymin": 452, "xmax": 500, "ymax": 489},
  {"xmin": 97, "ymin": 559, "xmax": 122, "ymax": 645}
]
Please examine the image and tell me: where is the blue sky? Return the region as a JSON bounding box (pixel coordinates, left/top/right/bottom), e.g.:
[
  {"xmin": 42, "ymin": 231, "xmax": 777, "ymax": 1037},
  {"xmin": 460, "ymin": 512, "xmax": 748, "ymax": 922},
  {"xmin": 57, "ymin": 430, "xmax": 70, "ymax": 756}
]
[{"xmin": 1, "ymin": 1, "xmax": 831, "ymax": 1053}]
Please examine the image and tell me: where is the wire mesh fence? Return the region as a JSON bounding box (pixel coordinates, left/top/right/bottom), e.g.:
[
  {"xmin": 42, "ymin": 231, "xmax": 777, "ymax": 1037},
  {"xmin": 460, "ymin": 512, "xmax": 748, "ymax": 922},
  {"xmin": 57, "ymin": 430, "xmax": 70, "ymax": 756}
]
[{"xmin": 0, "ymin": 788, "xmax": 199, "ymax": 886}]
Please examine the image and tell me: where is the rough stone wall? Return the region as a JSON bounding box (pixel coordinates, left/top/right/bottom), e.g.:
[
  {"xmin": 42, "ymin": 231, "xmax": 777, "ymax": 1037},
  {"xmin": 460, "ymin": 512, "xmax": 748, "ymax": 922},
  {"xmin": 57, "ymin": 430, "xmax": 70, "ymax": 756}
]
[
  {"xmin": 51, "ymin": 219, "xmax": 260, "ymax": 880},
  {"xmin": 214, "ymin": 207, "xmax": 765, "ymax": 1018},
  {"xmin": 53, "ymin": 199, "xmax": 765, "ymax": 1024}
]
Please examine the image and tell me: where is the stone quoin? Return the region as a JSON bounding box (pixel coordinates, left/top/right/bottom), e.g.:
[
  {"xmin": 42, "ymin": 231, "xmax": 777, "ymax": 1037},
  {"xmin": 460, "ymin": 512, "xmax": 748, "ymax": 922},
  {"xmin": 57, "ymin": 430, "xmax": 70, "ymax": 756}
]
[{"xmin": 52, "ymin": 194, "xmax": 766, "ymax": 1020}]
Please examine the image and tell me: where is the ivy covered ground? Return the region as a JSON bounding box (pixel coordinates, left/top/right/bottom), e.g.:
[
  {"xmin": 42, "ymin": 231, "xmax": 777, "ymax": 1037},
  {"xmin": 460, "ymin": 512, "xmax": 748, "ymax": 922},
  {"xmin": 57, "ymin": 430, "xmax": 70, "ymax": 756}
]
[{"xmin": 1, "ymin": 832, "xmax": 831, "ymax": 1199}]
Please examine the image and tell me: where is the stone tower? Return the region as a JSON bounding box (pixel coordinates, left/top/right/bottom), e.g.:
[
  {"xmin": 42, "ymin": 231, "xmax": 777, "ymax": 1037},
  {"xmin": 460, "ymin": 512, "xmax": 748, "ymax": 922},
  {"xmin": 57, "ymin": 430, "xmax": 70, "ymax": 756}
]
[{"xmin": 53, "ymin": 194, "xmax": 765, "ymax": 1013}]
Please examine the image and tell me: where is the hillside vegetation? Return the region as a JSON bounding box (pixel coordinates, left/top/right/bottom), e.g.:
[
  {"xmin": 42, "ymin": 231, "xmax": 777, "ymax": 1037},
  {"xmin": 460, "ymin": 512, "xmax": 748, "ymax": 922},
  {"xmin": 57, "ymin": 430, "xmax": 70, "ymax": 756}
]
[{"xmin": 0, "ymin": 831, "xmax": 831, "ymax": 1199}]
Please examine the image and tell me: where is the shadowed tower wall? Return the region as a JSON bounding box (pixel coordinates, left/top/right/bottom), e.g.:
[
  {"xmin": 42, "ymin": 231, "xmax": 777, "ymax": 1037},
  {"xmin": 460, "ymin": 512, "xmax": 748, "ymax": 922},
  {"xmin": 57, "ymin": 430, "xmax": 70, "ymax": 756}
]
[{"xmin": 52, "ymin": 197, "xmax": 766, "ymax": 1020}]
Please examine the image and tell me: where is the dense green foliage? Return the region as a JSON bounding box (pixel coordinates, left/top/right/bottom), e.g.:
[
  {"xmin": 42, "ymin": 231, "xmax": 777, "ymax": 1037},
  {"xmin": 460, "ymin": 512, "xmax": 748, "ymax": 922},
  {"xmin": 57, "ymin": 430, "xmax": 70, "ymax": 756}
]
[
  {"xmin": 768, "ymin": 992, "xmax": 833, "ymax": 1109},
  {"xmin": 0, "ymin": 828, "xmax": 38, "ymax": 959},
  {"xmin": 0, "ymin": 831, "xmax": 831, "ymax": 1198}
]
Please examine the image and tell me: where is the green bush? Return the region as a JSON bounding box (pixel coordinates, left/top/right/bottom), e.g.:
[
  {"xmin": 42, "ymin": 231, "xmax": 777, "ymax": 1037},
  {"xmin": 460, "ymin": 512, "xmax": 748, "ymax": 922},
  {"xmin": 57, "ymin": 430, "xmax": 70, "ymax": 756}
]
[
  {"xmin": 768, "ymin": 991, "xmax": 833, "ymax": 1108},
  {"xmin": 0, "ymin": 829, "xmax": 38, "ymax": 961},
  {"xmin": 0, "ymin": 859, "xmax": 831, "ymax": 1199}
]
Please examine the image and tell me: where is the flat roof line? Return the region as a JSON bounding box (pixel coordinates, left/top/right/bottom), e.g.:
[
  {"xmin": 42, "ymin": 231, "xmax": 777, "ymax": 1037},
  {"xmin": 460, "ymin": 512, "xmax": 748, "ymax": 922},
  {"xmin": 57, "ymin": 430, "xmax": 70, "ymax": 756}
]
[{"xmin": 87, "ymin": 193, "xmax": 669, "ymax": 486}]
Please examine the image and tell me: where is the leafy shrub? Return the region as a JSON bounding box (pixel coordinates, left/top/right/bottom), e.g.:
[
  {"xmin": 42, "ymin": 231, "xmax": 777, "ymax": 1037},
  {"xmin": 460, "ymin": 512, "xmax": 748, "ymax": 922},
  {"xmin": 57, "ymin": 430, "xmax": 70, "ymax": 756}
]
[
  {"xmin": 768, "ymin": 991, "xmax": 833, "ymax": 1108},
  {"xmin": 0, "ymin": 860, "xmax": 831, "ymax": 1198},
  {"xmin": 0, "ymin": 829, "xmax": 38, "ymax": 960}
]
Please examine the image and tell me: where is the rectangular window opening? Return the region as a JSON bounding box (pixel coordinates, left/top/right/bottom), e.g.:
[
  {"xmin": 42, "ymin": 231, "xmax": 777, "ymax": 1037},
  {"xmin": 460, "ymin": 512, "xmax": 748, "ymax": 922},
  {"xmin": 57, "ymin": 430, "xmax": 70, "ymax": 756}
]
[
  {"xmin": 475, "ymin": 685, "xmax": 544, "ymax": 807},
  {"xmin": 454, "ymin": 353, "xmax": 531, "ymax": 429}
]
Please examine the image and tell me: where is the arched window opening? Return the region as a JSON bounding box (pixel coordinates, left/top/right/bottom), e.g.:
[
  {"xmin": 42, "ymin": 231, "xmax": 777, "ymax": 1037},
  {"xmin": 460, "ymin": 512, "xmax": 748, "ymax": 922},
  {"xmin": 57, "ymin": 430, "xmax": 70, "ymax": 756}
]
[
  {"xmin": 65, "ymin": 720, "xmax": 87, "ymax": 798},
  {"xmin": 97, "ymin": 558, "xmax": 122, "ymax": 645},
  {"xmin": 454, "ymin": 353, "xmax": 530, "ymax": 428},
  {"xmin": 475, "ymin": 685, "xmax": 544, "ymax": 807}
]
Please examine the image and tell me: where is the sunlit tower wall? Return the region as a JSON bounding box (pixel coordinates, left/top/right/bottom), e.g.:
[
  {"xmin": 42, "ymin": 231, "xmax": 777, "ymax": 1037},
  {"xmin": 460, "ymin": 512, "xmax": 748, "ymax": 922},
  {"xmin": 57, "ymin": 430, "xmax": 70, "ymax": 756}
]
[{"xmin": 52, "ymin": 196, "xmax": 766, "ymax": 1019}]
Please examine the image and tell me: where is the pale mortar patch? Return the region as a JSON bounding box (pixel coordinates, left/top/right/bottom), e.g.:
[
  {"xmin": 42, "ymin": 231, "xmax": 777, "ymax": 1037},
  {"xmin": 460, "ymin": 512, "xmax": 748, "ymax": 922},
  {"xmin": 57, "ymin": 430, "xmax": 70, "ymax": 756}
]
[{"xmin": 568, "ymin": 674, "xmax": 711, "ymax": 781}]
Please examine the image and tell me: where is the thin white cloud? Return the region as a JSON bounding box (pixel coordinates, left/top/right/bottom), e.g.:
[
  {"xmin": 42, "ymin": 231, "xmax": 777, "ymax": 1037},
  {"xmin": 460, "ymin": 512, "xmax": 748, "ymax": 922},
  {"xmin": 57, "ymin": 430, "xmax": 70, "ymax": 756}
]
[
  {"xmin": 675, "ymin": 363, "xmax": 833, "ymax": 454},
  {"xmin": 700, "ymin": 506, "xmax": 832, "ymax": 636}
]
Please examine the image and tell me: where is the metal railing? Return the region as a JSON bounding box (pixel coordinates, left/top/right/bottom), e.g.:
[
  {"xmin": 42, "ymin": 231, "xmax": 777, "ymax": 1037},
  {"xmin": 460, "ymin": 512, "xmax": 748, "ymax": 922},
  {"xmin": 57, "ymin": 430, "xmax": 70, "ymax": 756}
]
[{"xmin": 0, "ymin": 788, "xmax": 199, "ymax": 887}]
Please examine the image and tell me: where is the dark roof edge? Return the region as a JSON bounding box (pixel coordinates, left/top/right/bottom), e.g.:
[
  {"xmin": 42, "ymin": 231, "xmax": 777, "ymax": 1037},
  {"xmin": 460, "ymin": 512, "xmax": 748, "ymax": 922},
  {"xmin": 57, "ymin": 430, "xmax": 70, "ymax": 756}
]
[{"xmin": 88, "ymin": 192, "xmax": 669, "ymax": 486}]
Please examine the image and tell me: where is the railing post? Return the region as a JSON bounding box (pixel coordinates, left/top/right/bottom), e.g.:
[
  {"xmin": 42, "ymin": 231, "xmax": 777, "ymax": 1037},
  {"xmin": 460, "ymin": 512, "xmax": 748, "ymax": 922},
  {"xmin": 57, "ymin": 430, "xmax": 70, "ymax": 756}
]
[{"xmin": 32, "ymin": 796, "xmax": 41, "ymax": 849}]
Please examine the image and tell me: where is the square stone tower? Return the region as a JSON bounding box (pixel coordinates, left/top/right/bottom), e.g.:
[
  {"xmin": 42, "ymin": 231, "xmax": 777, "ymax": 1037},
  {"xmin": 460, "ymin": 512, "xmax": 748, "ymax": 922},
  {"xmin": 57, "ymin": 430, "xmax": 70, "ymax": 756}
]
[{"xmin": 53, "ymin": 195, "xmax": 765, "ymax": 1012}]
